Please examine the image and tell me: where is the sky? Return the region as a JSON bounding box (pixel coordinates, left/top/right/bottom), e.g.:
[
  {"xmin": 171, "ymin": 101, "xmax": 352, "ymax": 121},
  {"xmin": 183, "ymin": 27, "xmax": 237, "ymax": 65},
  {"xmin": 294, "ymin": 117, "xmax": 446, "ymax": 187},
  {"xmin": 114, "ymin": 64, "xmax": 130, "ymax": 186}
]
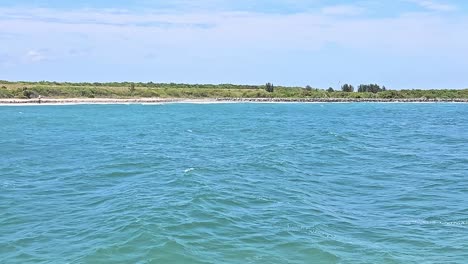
[{"xmin": 1, "ymin": 0, "xmax": 467, "ymax": 89}]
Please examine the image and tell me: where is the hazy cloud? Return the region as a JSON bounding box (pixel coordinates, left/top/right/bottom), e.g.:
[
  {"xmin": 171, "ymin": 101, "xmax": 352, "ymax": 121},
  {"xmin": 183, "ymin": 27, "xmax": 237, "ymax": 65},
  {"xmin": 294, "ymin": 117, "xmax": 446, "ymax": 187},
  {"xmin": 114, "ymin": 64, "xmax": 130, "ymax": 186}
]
[
  {"xmin": 1, "ymin": 7, "xmax": 466, "ymax": 54},
  {"xmin": 24, "ymin": 50, "xmax": 46, "ymax": 62},
  {"xmin": 408, "ymin": 0, "xmax": 457, "ymax": 12},
  {"xmin": 321, "ymin": 5, "xmax": 365, "ymax": 16}
]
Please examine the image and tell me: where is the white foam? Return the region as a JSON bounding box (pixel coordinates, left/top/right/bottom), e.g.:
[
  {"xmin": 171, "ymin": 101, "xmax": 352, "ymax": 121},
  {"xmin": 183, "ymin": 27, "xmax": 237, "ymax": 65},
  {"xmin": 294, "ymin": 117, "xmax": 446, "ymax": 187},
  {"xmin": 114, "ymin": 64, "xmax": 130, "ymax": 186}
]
[{"xmin": 184, "ymin": 168, "xmax": 195, "ymax": 173}]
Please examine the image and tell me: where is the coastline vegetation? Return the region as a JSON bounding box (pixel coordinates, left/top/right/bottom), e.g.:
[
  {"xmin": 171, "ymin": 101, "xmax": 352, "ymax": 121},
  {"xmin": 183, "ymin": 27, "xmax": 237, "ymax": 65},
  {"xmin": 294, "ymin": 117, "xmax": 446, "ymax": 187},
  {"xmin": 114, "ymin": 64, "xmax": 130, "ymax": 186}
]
[{"xmin": 0, "ymin": 80, "xmax": 467, "ymax": 100}]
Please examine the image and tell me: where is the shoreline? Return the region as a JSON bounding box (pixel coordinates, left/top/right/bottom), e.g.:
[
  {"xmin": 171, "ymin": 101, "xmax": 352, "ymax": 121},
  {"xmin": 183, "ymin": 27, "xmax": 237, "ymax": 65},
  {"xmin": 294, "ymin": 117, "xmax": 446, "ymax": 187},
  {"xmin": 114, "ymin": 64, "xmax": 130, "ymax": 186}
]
[{"xmin": 1, "ymin": 97, "xmax": 467, "ymax": 105}]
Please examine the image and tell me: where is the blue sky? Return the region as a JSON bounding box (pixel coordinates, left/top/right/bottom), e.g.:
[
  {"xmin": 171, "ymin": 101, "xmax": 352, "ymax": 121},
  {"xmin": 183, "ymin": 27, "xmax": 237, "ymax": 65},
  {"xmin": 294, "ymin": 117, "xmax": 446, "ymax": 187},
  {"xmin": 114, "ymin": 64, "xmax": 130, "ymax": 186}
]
[{"xmin": 1, "ymin": 0, "xmax": 467, "ymax": 89}]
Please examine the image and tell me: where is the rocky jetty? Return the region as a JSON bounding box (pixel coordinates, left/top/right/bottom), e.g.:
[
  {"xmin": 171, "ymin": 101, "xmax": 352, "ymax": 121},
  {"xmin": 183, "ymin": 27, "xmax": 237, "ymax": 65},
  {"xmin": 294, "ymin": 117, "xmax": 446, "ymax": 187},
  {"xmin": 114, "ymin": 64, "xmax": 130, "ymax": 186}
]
[{"xmin": 0, "ymin": 97, "xmax": 467, "ymax": 104}]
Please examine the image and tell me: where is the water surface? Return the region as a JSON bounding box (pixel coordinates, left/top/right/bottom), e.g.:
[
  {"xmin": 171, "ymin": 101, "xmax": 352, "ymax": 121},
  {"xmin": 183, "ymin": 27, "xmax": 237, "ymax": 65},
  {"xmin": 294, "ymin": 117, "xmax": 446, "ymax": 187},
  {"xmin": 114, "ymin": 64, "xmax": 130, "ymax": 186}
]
[{"xmin": 1, "ymin": 103, "xmax": 467, "ymax": 263}]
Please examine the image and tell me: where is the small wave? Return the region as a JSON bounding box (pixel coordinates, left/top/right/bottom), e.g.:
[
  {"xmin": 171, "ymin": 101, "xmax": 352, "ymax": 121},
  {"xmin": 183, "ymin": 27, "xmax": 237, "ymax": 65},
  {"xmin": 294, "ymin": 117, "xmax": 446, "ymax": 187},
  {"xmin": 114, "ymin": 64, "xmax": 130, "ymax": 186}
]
[
  {"xmin": 1, "ymin": 181, "xmax": 16, "ymax": 189},
  {"xmin": 184, "ymin": 168, "xmax": 195, "ymax": 173}
]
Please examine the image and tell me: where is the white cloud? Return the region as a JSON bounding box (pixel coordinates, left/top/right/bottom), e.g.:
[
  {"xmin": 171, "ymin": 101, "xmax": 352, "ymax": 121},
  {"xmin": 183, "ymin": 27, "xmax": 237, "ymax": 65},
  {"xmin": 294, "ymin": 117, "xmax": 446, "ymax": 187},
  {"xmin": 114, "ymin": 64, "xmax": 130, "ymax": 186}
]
[
  {"xmin": 0, "ymin": 7, "xmax": 467, "ymax": 65},
  {"xmin": 321, "ymin": 5, "xmax": 365, "ymax": 16},
  {"xmin": 408, "ymin": 0, "xmax": 457, "ymax": 12},
  {"xmin": 25, "ymin": 50, "xmax": 46, "ymax": 62}
]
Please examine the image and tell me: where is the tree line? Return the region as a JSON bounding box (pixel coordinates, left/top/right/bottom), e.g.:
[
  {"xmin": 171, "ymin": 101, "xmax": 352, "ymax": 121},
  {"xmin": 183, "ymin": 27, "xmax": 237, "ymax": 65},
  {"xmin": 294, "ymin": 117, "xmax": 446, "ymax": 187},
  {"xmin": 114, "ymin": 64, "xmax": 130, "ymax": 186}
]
[
  {"xmin": 339, "ymin": 83, "xmax": 387, "ymax": 93},
  {"xmin": 263, "ymin": 83, "xmax": 388, "ymax": 93}
]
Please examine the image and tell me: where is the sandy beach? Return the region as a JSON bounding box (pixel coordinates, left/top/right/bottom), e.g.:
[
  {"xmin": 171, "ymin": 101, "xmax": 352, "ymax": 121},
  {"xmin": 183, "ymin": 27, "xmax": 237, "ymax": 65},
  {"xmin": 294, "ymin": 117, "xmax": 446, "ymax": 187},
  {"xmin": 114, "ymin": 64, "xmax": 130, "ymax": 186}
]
[{"xmin": 1, "ymin": 97, "xmax": 467, "ymax": 105}]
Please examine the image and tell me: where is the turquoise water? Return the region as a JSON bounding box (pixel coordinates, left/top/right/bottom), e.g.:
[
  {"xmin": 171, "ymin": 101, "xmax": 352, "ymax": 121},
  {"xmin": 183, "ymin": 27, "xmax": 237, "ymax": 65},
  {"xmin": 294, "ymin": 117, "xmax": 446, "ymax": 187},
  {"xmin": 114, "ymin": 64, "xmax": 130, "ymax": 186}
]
[{"xmin": 1, "ymin": 103, "xmax": 467, "ymax": 263}]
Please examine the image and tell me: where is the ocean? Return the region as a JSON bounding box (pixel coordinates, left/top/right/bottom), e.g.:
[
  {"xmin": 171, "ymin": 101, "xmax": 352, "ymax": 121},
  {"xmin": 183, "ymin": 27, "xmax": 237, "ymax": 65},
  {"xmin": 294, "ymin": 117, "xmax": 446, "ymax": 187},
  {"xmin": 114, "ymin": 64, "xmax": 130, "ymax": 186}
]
[{"xmin": 1, "ymin": 103, "xmax": 467, "ymax": 263}]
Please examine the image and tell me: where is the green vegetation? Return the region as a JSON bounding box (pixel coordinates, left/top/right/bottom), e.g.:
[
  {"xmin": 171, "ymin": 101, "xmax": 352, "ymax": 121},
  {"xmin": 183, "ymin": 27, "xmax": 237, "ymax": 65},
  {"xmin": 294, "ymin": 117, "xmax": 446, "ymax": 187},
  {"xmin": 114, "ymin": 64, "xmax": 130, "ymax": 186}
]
[
  {"xmin": 358, "ymin": 84, "xmax": 386, "ymax": 93},
  {"xmin": 341, "ymin": 84, "xmax": 354, "ymax": 93},
  {"xmin": 129, "ymin": 83, "xmax": 136, "ymax": 94},
  {"xmin": 0, "ymin": 80, "xmax": 467, "ymax": 99},
  {"xmin": 265, "ymin": 83, "xmax": 274, "ymax": 93}
]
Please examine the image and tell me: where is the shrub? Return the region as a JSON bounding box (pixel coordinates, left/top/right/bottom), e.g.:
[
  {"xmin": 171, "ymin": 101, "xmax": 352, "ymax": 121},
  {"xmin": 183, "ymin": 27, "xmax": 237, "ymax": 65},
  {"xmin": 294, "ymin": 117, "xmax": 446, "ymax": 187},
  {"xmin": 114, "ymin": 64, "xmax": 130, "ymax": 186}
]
[
  {"xmin": 358, "ymin": 84, "xmax": 385, "ymax": 93},
  {"xmin": 265, "ymin": 83, "xmax": 274, "ymax": 93},
  {"xmin": 341, "ymin": 84, "xmax": 354, "ymax": 92},
  {"xmin": 129, "ymin": 83, "xmax": 136, "ymax": 94},
  {"xmin": 22, "ymin": 87, "xmax": 40, "ymax": 99}
]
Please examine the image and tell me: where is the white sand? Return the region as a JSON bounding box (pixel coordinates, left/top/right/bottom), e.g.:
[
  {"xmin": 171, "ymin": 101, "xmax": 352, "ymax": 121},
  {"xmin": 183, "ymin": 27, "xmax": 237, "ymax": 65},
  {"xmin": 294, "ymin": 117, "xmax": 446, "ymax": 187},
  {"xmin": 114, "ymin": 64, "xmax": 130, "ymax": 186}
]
[{"xmin": 0, "ymin": 97, "xmax": 467, "ymax": 105}]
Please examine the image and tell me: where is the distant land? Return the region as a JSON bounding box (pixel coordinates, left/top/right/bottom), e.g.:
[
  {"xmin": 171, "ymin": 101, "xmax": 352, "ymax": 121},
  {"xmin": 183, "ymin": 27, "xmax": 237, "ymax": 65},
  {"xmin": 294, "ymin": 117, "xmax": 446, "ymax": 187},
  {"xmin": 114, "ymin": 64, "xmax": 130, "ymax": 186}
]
[{"xmin": 0, "ymin": 81, "xmax": 467, "ymax": 103}]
